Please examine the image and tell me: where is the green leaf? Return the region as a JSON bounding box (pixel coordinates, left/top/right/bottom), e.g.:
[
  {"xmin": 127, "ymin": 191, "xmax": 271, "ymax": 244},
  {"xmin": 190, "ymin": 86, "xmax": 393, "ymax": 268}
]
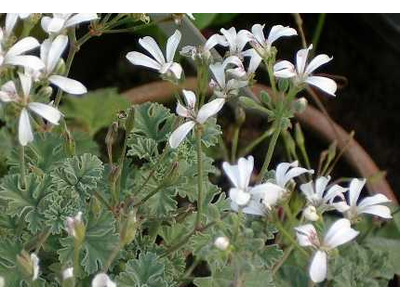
[
  {"xmin": 131, "ymin": 102, "xmax": 176, "ymax": 143},
  {"xmin": 0, "ymin": 238, "xmax": 24, "ymax": 286},
  {"xmin": 192, "ymin": 13, "xmax": 217, "ymax": 29},
  {"xmin": 58, "ymin": 209, "xmax": 118, "ymax": 275},
  {"xmin": 51, "ymin": 153, "xmax": 104, "ymax": 202},
  {"xmin": 116, "ymin": 252, "xmax": 168, "ymax": 287},
  {"xmin": 0, "ymin": 174, "xmax": 53, "ymax": 233},
  {"xmin": 62, "ymin": 88, "xmax": 130, "ymax": 137}
]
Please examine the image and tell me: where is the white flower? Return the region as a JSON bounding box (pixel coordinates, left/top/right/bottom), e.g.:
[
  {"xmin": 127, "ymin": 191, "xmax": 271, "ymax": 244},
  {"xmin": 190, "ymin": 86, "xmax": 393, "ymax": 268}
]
[
  {"xmin": 214, "ymin": 236, "xmax": 230, "ymax": 251},
  {"xmin": 0, "ymin": 29, "xmax": 44, "ymax": 70},
  {"xmin": 295, "ymin": 218, "xmax": 359, "ymax": 283},
  {"xmin": 92, "ymin": 273, "xmax": 116, "ymax": 287},
  {"xmin": 0, "ymin": 276, "xmax": 4, "ymax": 287},
  {"xmin": 168, "ymin": 89, "xmax": 224, "ymax": 148},
  {"xmin": 205, "ymin": 27, "xmax": 252, "ymax": 57},
  {"xmin": 333, "ymin": 178, "xmax": 392, "ymax": 220},
  {"xmin": 0, "ymin": 73, "xmax": 63, "ymax": 146},
  {"xmin": 3, "ymin": 14, "xmax": 32, "ymax": 39},
  {"xmin": 303, "ymin": 205, "xmax": 319, "ymax": 222},
  {"xmin": 223, "ymin": 156, "xmax": 283, "ymax": 216},
  {"xmin": 209, "ymin": 62, "xmax": 248, "ymax": 98},
  {"xmin": 249, "ymin": 24, "xmax": 297, "ymax": 58},
  {"xmin": 223, "ymin": 52, "xmax": 262, "ymax": 80},
  {"xmin": 30, "ymin": 253, "xmax": 40, "ymax": 281},
  {"xmin": 65, "ymin": 211, "xmax": 83, "ymax": 237},
  {"xmin": 258, "ymin": 161, "xmax": 314, "ymax": 209},
  {"xmin": 273, "ymin": 44, "xmax": 337, "ymax": 96},
  {"xmin": 300, "ymin": 176, "xmax": 347, "ymax": 209},
  {"xmin": 62, "ymin": 267, "xmax": 74, "ymax": 281},
  {"xmin": 26, "ymin": 34, "xmax": 87, "ymax": 95},
  {"xmin": 41, "ymin": 13, "xmax": 99, "ymax": 35},
  {"xmin": 126, "ymin": 30, "xmax": 183, "ymax": 81}
]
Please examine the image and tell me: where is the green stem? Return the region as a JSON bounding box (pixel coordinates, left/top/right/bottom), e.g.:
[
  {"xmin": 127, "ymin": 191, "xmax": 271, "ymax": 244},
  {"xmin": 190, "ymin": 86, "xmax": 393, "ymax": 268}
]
[
  {"xmin": 272, "ymin": 245, "xmax": 294, "ymax": 276},
  {"xmin": 258, "ymin": 121, "xmax": 281, "ymax": 182},
  {"xmin": 195, "ymin": 127, "xmax": 204, "ymax": 229},
  {"xmin": 274, "ymin": 213, "xmax": 309, "ymax": 258},
  {"xmin": 311, "ymin": 14, "xmax": 326, "ymax": 55},
  {"xmin": 231, "ymin": 125, "xmax": 240, "ymax": 163},
  {"xmin": 19, "ymin": 145, "xmax": 27, "ymax": 189},
  {"xmin": 103, "ymin": 242, "xmax": 122, "ymax": 272},
  {"xmin": 238, "ymin": 127, "xmax": 273, "ymax": 157},
  {"xmin": 266, "ymin": 60, "xmax": 278, "ymax": 99},
  {"xmin": 55, "ymin": 29, "xmax": 78, "ymax": 107},
  {"xmin": 73, "ymin": 242, "xmax": 81, "ymax": 278}
]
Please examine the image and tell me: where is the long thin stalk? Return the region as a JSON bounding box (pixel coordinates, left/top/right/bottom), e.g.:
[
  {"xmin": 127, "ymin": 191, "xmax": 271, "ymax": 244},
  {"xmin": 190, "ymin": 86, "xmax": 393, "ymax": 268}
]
[
  {"xmin": 19, "ymin": 145, "xmax": 27, "ymax": 189},
  {"xmin": 258, "ymin": 121, "xmax": 281, "ymax": 182},
  {"xmin": 195, "ymin": 127, "xmax": 204, "ymax": 229}
]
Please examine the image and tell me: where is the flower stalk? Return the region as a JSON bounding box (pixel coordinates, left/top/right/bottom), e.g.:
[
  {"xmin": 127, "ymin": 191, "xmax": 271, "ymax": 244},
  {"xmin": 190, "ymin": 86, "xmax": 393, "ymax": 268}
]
[{"xmin": 195, "ymin": 126, "xmax": 204, "ymax": 229}]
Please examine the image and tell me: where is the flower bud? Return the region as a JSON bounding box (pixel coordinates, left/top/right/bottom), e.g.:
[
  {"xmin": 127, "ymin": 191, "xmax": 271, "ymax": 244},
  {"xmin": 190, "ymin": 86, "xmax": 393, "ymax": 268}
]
[
  {"xmin": 292, "ymin": 97, "xmax": 308, "ymax": 114},
  {"xmin": 303, "ymin": 205, "xmax": 319, "ymax": 221},
  {"xmin": 37, "ymin": 86, "xmax": 53, "ymax": 99},
  {"xmin": 62, "ymin": 267, "xmax": 74, "ymax": 281},
  {"xmin": 16, "ymin": 251, "xmax": 40, "ymax": 281},
  {"xmin": 120, "ymin": 211, "xmax": 138, "ymax": 246},
  {"xmin": 214, "ymin": 236, "xmax": 230, "ymax": 251},
  {"xmin": 92, "ymin": 273, "xmax": 116, "ymax": 287},
  {"xmin": 66, "ymin": 212, "xmax": 86, "ymax": 244}
]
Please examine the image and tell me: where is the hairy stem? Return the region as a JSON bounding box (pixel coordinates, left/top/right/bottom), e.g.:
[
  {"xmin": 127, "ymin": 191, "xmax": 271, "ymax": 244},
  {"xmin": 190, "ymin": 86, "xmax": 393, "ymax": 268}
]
[
  {"xmin": 195, "ymin": 127, "xmax": 204, "ymax": 229},
  {"xmin": 19, "ymin": 145, "xmax": 27, "ymax": 189},
  {"xmin": 258, "ymin": 121, "xmax": 281, "ymax": 182}
]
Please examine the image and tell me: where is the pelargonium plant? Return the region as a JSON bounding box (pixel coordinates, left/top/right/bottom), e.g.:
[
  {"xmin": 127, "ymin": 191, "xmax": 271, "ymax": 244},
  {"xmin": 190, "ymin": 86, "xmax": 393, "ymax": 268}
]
[{"xmin": 0, "ymin": 13, "xmax": 397, "ymax": 288}]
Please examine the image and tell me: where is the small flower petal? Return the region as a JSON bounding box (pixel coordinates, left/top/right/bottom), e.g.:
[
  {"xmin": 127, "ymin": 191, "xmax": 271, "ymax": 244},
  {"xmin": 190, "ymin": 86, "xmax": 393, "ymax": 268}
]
[
  {"xmin": 309, "ymin": 250, "xmax": 327, "ymax": 283},
  {"xmin": 49, "ymin": 75, "xmax": 87, "ymax": 95},
  {"xmin": 168, "ymin": 121, "xmax": 195, "ymax": 149}
]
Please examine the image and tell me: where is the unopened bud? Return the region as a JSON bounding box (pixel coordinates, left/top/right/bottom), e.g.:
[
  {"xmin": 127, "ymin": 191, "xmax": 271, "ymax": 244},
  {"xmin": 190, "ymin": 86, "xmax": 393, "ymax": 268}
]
[
  {"xmin": 92, "ymin": 273, "xmax": 116, "ymax": 287},
  {"xmin": 16, "ymin": 251, "xmax": 40, "ymax": 281},
  {"xmin": 66, "ymin": 212, "xmax": 86, "ymax": 244},
  {"xmin": 235, "ymin": 106, "xmax": 246, "ymax": 126},
  {"xmin": 293, "ymin": 97, "xmax": 308, "ymax": 114},
  {"xmin": 214, "ymin": 236, "xmax": 230, "ymax": 251},
  {"xmin": 120, "ymin": 211, "xmax": 138, "ymax": 246},
  {"xmin": 62, "ymin": 267, "xmax": 74, "ymax": 281},
  {"xmin": 303, "ymin": 205, "xmax": 319, "ymax": 221},
  {"xmin": 37, "ymin": 86, "xmax": 53, "ymax": 99}
]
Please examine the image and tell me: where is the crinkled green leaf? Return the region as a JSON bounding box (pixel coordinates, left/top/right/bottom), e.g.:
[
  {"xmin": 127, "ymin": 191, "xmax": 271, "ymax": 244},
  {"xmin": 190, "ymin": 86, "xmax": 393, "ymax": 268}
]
[
  {"xmin": 116, "ymin": 252, "xmax": 168, "ymax": 287},
  {"xmin": 51, "ymin": 153, "xmax": 104, "ymax": 202}
]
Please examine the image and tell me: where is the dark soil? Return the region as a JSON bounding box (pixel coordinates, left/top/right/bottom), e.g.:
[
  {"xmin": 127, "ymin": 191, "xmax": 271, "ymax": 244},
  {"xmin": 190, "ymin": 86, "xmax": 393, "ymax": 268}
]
[{"xmin": 70, "ymin": 14, "xmax": 400, "ymax": 199}]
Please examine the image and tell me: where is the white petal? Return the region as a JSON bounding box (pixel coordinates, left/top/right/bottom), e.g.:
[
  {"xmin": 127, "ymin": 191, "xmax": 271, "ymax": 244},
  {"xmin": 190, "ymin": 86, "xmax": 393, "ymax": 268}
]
[
  {"xmin": 45, "ymin": 17, "xmax": 66, "ymax": 33},
  {"xmin": 168, "ymin": 62, "xmax": 183, "ymax": 79},
  {"xmin": 139, "ymin": 36, "xmax": 166, "ymax": 65},
  {"xmin": 28, "ymin": 102, "xmax": 63, "ymax": 125},
  {"xmin": 282, "ymin": 166, "xmax": 313, "ymax": 188},
  {"xmin": 357, "ymin": 205, "xmax": 392, "ymax": 219},
  {"xmin": 358, "ymin": 194, "xmax": 391, "ymax": 209},
  {"xmin": 242, "ymin": 199, "xmax": 266, "ymax": 216},
  {"xmin": 236, "ymin": 156, "xmax": 254, "ymax": 190},
  {"xmin": 332, "ymin": 201, "xmax": 350, "ymax": 213},
  {"xmin": 47, "ymin": 35, "xmax": 68, "ymax": 74},
  {"xmin": 0, "ymin": 81, "xmax": 17, "ymax": 102},
  {"xmin": 267, "ymin": 25, "xmax": 297, "ymax": 46},
  {"xmin": 222, "ymin": 162, "xmax": 241, "ymax": 188},
  {"xmin": 324, "ymin": 184, "xmax": 347, "ymax": 203},
  {"xmin": 236, "ymin": 30, "xmax": 252, "ymax": 53},
  {"xmin": 220, "ymin": 27, "xmax": 237, "ymax": 53},
  {"xmin": 5, "ymin": 13, "xmax": 18, "ymax": 37},
  {"xmin": 49, "ymin": 75, "xmax": 87, "ymax": 95},
  {"xmin": 300, "ymin": 181, "xmax": 315, "ymax": 200},
  {"xmin": 166, "ymin": 30, "xmax": 181, "ymax": 63},
  {"xmin": 209, "ymin": 63, "xmax": 226, "ymax": 88},
  {"xmin": 305, "ymin": 76, "xmax": 337, "ymax": 97},
  {"xmin": 251, "ymin": 24, "xmax": 266, "ymax": 45},
  {"xmin": 196, "ymin": 98, "xmax": 225, "ymax": 124},
  {"xmin": 18, "ymin": 72, "xmax": 32, "ymax": 99},
  {"xmin": 305, "ymin": 54, "xmax": 333, "ymax": 75},
  {"xmin": 273, "ymin": 60, "xmax": 296, "ymax": 78},
  {"xmin": 40, "ymin": 39, "xmax": 51, "ymax": 68},
  {"xmin": 30, "ymin": 253, "xmax": 40, "ymax": 281},
  {"xmin": 182, "ymin": 89, "xmax": 197, "ymax": 109},
  {"xmin": 64, "ymin": 13, "xmax": 98, "ymax": 29},
  {"xmin": 251, "ymin": 182, "xmax": 285, "ymax": 208},
  {"xmin": 18, "ymin": 108, "xmax": 34, "ymax": 146},
  {"xmin": 296, "ymin": 44, "xmax": 313, "ymax": 74},
  {"xmin": 275, "ymin": 161, "xmax": 295, "ymax": 187},
  {"xmin": 4, "ymin": 55, "xmax": 45, "ymax": 70},
  {"xmin": 91, "ymin": 273, "xmax": 116, "ymax": 287},
  {"xmin": 247, "ymin": 50, "xmax": 262, "ymax": 74},
  {"xmin": 229, "ymin": 187, "xmax": 251, "ymax": 206},
  {"xmin": 315, "ymin": 176, "xmax": 331, "ymax": 199},
  {"xmin": 294, "ymin": 224, "xmax": 318, "ymax": 247},
  {"xmin": 222, "ymin": 55, "xmax": 243, "ymax": 69},
  {"xmin": 168, "ymin": 121, "xmax": 195, "ymax": 149},
  {"xmin": 176, "ymin": 102, "xmax": 190, "ymax": 118},
  {"xmin": 126, "ymin": 51, "xmax": 161, "ymax": 70},
  {"xmin": 348, "ymin": 178, "xmax": 366, "ymax": 207},
  {"xmin": 309, "ymin": 250, "xmax": 327, "ymax": 283},
  {"xmin": 204, "ymin": 33, "xmax": 229, "ymax": 51},
  {"xmin": 6, "ymin": 37, "xmax": 40, "ymax": 57},
  {"xmin": 323, "ymin": 218, "xmax": 359, "ymax": 249}
]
